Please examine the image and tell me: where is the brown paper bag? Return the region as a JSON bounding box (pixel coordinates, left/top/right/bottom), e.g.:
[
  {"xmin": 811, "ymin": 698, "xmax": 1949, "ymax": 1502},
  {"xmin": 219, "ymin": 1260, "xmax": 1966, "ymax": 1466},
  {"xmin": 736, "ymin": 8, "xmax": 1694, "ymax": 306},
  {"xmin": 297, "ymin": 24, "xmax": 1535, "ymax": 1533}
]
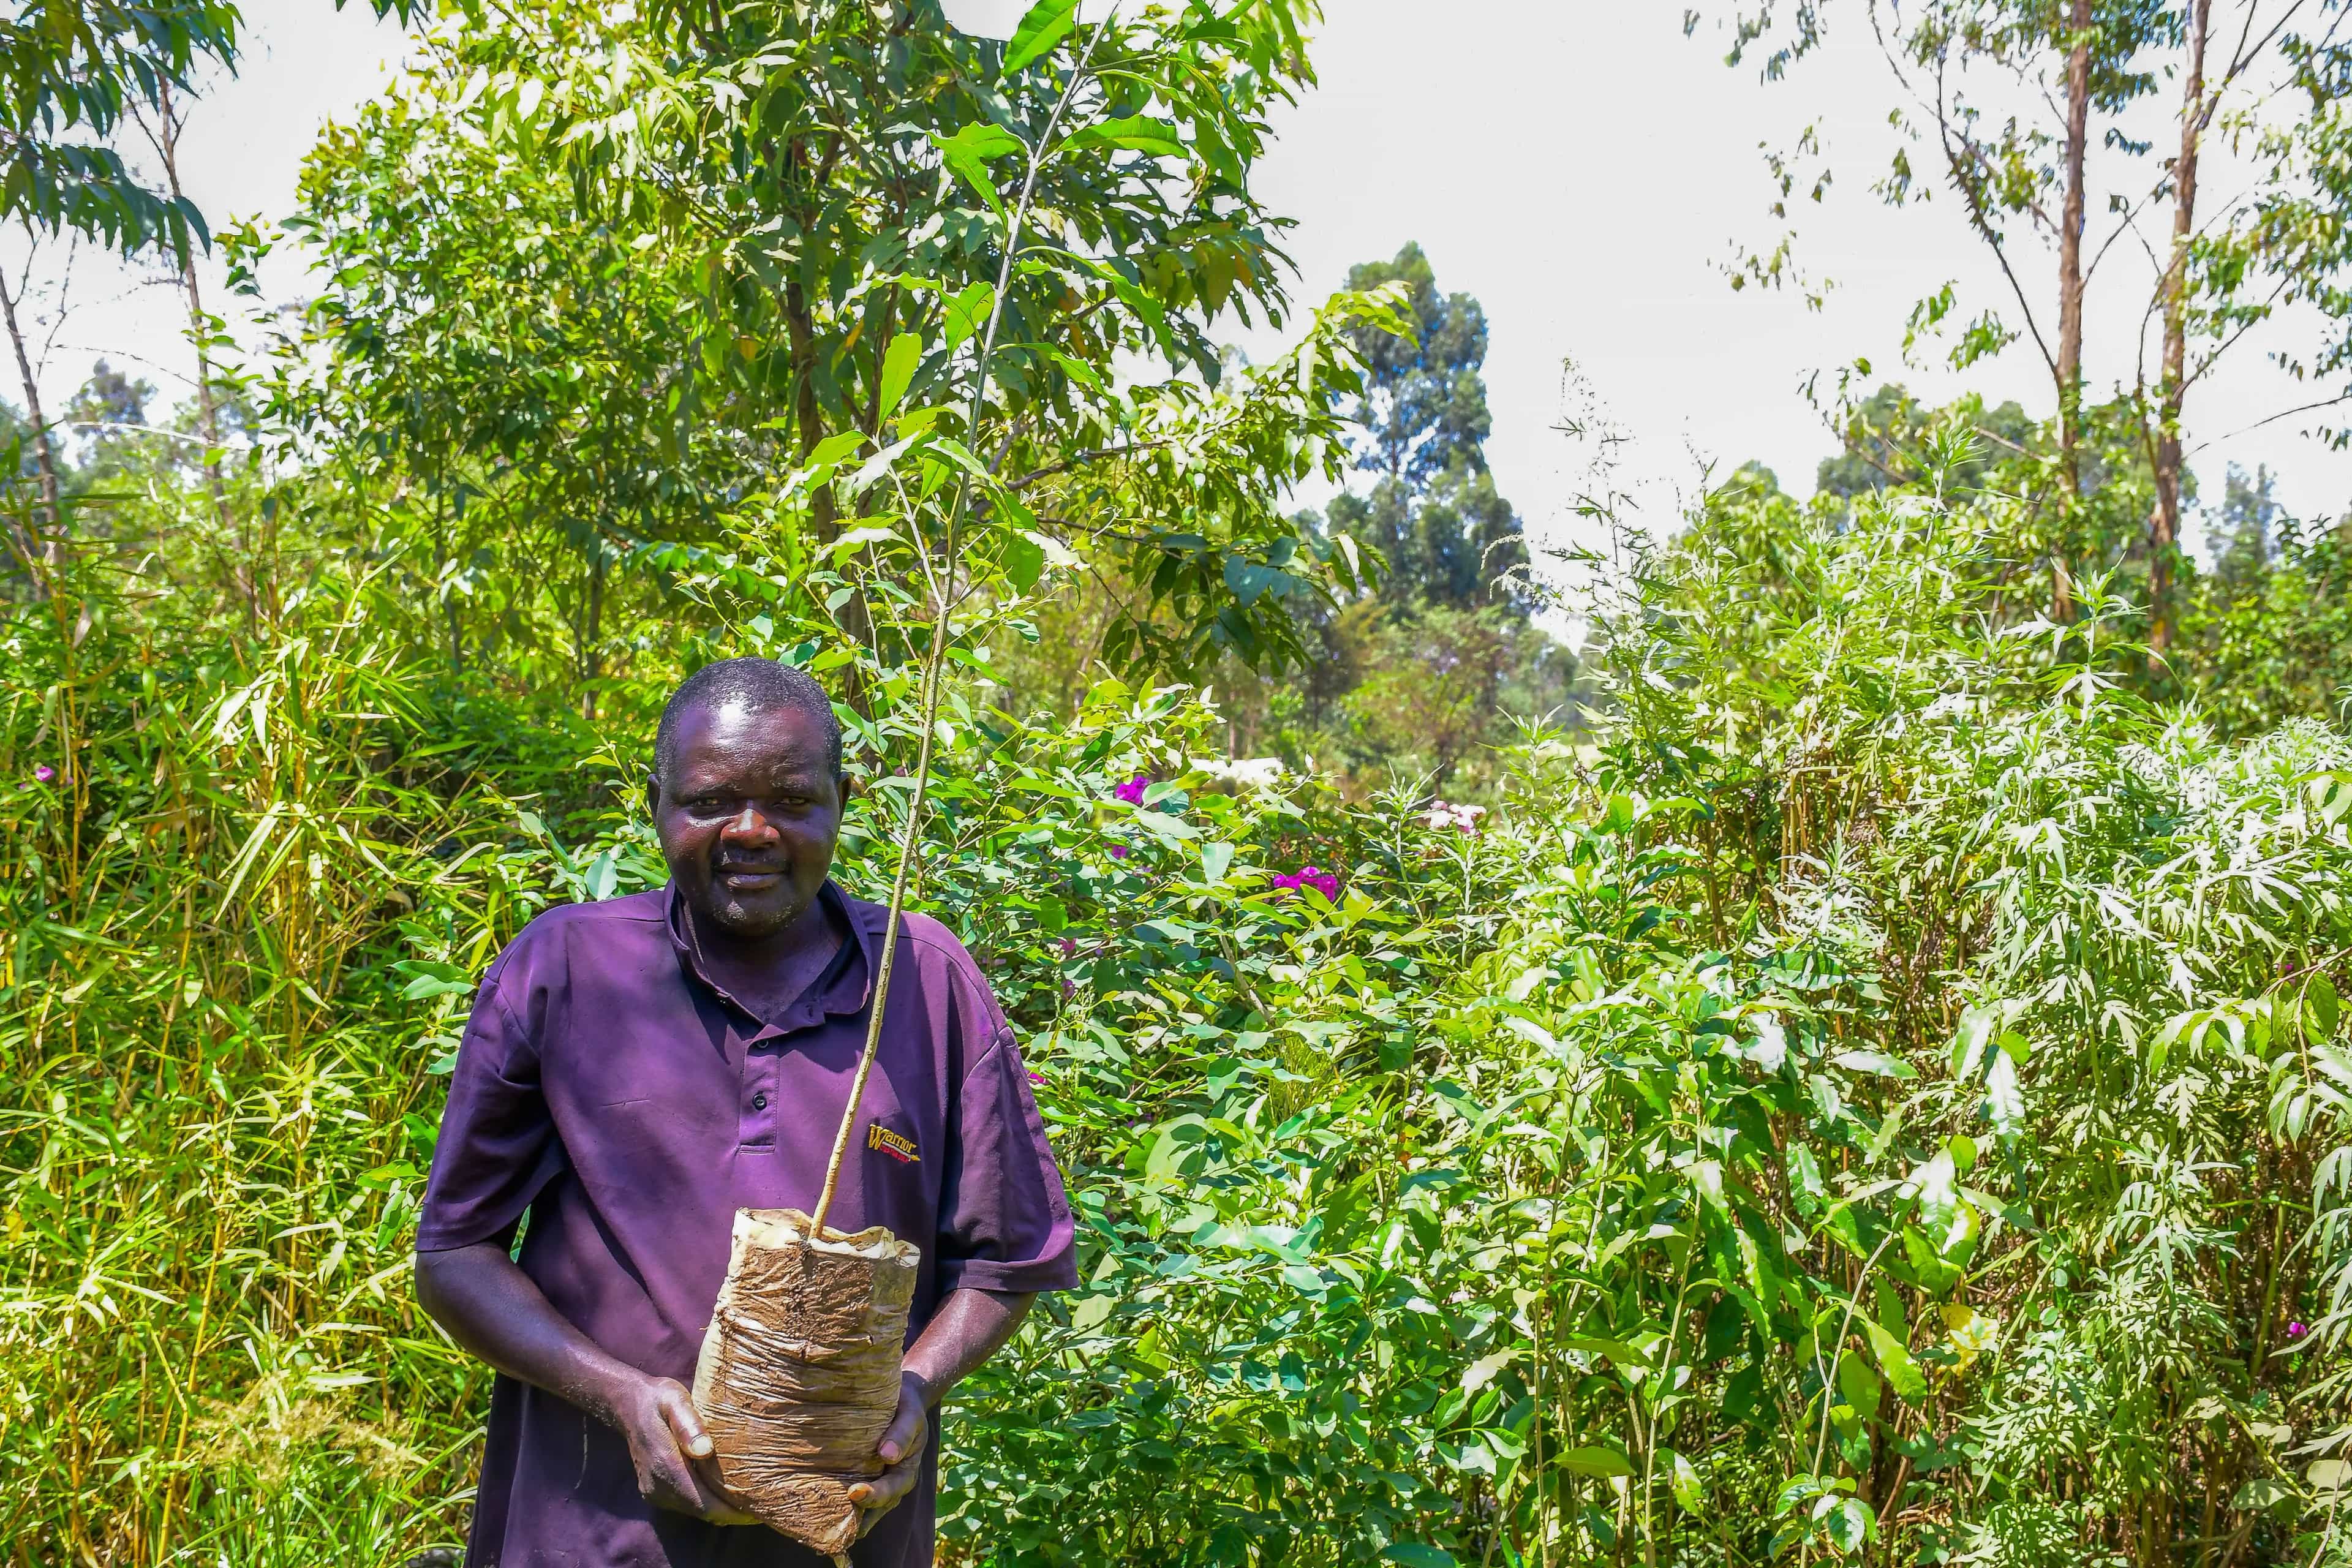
[{"xmin": 690, "ymin": 1207, "xmax": 922, "ymax": 1559}]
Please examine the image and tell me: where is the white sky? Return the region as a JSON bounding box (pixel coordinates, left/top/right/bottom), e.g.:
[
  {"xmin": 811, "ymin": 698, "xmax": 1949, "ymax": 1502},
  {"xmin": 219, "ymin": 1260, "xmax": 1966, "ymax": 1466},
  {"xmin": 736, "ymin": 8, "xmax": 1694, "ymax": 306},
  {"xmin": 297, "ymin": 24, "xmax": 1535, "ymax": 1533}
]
[{"xmin": 11, "ymin": 0, "xmax": 2350, "ymax": 575}]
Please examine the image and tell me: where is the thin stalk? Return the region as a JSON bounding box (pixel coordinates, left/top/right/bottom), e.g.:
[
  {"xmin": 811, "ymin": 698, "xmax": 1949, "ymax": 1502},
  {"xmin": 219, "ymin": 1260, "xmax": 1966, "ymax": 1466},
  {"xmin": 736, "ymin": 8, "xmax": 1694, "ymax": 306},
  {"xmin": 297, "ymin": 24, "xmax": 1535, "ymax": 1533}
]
[
  {"xmin": 807, "ymin": 11, "xmax": 1118, "ymax": 1234},
  {"xmin": 0, "ymin": 253, "xmax": 61, "ymax": 588}
]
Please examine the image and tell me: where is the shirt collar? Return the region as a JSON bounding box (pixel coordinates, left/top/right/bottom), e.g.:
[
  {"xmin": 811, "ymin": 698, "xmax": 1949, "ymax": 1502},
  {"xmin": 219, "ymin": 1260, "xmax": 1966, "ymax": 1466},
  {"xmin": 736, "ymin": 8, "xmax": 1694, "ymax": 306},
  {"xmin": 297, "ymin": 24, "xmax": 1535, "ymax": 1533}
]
[{"xmin": 663, "ymin": 878, "xmax": 884, "ymax": 1035}]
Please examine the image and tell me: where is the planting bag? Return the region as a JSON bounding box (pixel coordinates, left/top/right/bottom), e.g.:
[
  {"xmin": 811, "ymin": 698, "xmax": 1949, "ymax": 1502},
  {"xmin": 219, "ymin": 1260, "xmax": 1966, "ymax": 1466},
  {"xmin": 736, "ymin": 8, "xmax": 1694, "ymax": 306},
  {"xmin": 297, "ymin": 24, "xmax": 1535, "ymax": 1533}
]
[{"xmin": 690, "ymin": 1207, "xmax": 922, "ymax": 1559}]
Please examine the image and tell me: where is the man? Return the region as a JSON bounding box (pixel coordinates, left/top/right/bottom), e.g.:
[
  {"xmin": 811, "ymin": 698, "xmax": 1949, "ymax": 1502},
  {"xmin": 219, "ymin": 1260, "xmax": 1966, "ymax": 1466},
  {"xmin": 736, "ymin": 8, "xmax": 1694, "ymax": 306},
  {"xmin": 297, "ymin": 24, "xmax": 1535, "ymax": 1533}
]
[{"xmin": 415, "ymin": 657, "xmax": 1074, "ymax": 1567}]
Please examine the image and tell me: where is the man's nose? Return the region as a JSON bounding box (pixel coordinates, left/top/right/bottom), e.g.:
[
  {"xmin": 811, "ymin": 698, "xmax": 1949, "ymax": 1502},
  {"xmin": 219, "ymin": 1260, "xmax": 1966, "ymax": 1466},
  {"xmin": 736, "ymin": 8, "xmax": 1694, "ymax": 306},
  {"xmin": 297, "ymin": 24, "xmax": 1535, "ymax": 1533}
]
[{"xmin": 721, "ymin": 805, "xmax": 778, "ymax": 842}]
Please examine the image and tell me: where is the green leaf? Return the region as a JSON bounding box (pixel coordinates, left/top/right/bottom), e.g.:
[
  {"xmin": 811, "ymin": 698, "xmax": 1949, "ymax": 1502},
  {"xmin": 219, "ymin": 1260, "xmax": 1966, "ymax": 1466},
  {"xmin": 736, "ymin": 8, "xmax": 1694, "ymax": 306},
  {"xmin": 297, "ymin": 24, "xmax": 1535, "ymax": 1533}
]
[
  {"xmin": 1984, "ymin": 1050, "xmax": 2023, "ymax": 1136},
  {"xmin": 2308, "ymin": 972, "xmax": 2340, "ymax": 1039},
  {"xmin": 1201, "ymin": 840, "xmax": 1234, "ymax": 883},
  {"xmin": 828, "ymin": 525, "xmax": 900, "ymax": 557},
  {"xmin": 1863, "ymin": 1320, "xmax": 1928, "ymax": 1401},
  {"xmin": 1667, "ymin": 1449, "xmax": 1704, "ymax": 1513},
  {"xmin": 1023, "ymin": 529, "xmax": 1080, "ymax": 568},
  {"xmin": 877, "ymin": 332, "xmax": 922, "ymax": 421},
  {"xmin": 1003, "ymin": 530, "xmax": 1044, "ymax": 592},
  {"xmin": 1831, "ymin": 1049, "xmax": 1917, "ymax": 1079},
  {"xmin": 1001, "ymin": 0, "xmax": 1079, "ymax": 73},
  {"xmin": 1065, "ymin": 115, "xmax": 1186, "ymax": 157},
  {"xmin": 1561, "ymin": 1333, "xmax": 1646, "ymax": 1368},
  {"xmin": 1909, "ymin": 1148, "xmax": 1959, "ymax": 1239},
  {"xmin": 1952, "ymin": 1005, "xmax": 1997, "ymax": 1078},
  {"xmin": 1825, "ymin": 1496, "xmax": 1873, "ymax": 1551},
  {"xmin": 401, "ymin": 974, "xmax": 475, "ymax": 1001},
  {"xmin": 943, "ymin": 281, "xmax": 995, "ymax": 354},
  {"xmin": 1555, "ymin": 1446, "xmax": 1635, "ymax": 1479},
  {"xmin": 1462, "ymin": 1348, "xmax": 1517, "ymax": 1393},
  {"xmin": 1224, "ymin": 557, "xmax": 1278, "ymax": 606},
  {"xmin": 809, "ymin": 431, "xmax": 868, "ymax": 466},
  {"xmin": 932, "ymin": 124, "xmax": 1023, "ymax": 222},
  {"xmin": 1381, "ymin": 1548, "xmax": 1457, "ymax": 1568},
  {"xmin": 1836, "ymin": 1350, "xmax": 1882, "ymax": 1417}
]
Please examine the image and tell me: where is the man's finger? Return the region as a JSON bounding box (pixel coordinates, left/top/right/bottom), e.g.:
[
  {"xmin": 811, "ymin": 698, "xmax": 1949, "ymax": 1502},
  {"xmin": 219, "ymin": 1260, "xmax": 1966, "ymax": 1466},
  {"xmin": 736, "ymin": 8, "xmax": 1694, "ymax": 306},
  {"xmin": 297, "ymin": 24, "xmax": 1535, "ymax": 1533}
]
[
  {"xmin": 876, "ymin": 1401, "xmax": 927, "ymax": 1465},
  {"xmin": 649, "ymin": 1442, "xmax": 708, "ymax": 1507},
  {"xmin": 658, "ymin": 1384, "xmax": 717, "ymax": 1460},
  {"xmin": 849, "ymin": 1444, "xmax": 924, "ymax": 1511},
  {"xmin": 690, "ymin": 1452, "xmax": 759, "ymax": 1525}
]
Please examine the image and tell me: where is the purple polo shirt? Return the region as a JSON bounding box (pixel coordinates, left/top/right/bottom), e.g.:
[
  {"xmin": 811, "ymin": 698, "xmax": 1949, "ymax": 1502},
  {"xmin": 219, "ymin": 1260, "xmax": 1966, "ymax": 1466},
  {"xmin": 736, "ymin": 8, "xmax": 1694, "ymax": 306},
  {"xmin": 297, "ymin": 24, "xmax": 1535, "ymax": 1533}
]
[{"xmin": 417, "ymin": 880, "xmax": 1076, "ymax": 1568}]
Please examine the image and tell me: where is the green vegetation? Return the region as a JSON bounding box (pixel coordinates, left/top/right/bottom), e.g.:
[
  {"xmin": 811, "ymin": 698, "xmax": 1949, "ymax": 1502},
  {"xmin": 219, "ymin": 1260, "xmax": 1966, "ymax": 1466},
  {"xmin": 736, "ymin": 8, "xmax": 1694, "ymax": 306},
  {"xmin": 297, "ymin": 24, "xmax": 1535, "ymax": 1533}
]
[{"xmin": 4, "ymin": 2, "xmax": 2352, "ymax": 1566}]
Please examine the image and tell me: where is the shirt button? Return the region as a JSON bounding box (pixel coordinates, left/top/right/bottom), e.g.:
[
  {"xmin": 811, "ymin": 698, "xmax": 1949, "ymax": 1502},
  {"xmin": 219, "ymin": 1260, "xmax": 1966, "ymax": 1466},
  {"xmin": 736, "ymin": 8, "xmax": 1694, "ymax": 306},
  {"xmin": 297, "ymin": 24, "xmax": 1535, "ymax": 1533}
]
[{"xmin": 752, "ymin": 1093, "xmax": 769, "ymax": 1111}]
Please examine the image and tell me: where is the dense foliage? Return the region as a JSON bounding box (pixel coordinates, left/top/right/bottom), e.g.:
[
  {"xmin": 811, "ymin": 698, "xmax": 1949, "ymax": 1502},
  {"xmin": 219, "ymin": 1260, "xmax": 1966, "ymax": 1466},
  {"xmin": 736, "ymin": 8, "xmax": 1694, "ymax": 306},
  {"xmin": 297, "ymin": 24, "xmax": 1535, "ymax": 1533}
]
[{"xmin": 6, "ymin": 2, "xmax": 2352, "ymax": 1566}]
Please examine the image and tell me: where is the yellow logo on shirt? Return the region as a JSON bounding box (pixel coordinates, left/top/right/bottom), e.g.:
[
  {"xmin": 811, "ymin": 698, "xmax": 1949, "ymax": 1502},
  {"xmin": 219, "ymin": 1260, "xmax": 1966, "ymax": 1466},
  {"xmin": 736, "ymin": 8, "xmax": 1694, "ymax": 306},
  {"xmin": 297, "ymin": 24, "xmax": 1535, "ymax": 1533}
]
[{"xmin": 867, "ymin": 1123, "xmax": 919, "ymax": 1164}]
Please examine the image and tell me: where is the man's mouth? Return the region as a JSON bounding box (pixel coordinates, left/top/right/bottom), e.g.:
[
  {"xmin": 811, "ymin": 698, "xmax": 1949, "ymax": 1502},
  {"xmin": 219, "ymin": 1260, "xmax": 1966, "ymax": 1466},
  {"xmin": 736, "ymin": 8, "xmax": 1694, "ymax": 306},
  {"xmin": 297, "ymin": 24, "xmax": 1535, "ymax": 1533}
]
[{"xmin": 716, "ymin": 865, "xmax": 785, "ymax": 891}]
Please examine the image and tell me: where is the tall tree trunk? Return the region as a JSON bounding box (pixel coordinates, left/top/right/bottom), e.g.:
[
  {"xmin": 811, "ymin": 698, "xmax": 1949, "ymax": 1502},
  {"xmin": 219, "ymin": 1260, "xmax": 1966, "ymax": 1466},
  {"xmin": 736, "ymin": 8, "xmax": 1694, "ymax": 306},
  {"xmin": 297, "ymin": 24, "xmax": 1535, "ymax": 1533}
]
[
  {"xmin": 581, "ymin": 548, "xmax": 605, "ymax": 722},
  {"xmin": 2148, "ymin": 0, "xmax": 2211, "ymax": 658},
  {"xmin": 784, "ymin": 277, "xmax": 838, "ymax": 547},
  {"xmin": 153, "ymin": 82, "xmax": 247, "ymax": 619},
  {"xmin": 0, "ymin": 258, "xmax": 63, "ymax": 589},
  {"xmin": 2053, "ymin": 0, "xmax": 2092, "ymax": 622}
]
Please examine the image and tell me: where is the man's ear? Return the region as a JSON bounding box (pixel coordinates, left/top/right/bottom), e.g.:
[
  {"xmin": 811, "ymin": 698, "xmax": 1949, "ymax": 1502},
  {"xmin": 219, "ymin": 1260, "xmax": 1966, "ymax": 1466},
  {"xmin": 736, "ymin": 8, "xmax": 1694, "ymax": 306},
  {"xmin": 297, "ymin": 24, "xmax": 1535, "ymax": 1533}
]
[{"xmin": 644, "ymin": 768, "xmax": 662, "ymax": 821}]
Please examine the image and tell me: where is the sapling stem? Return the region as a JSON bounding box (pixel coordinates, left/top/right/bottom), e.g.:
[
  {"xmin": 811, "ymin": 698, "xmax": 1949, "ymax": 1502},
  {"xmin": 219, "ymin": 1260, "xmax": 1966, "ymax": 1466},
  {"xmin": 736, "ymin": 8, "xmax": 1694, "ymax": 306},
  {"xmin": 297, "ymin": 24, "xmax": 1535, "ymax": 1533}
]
[{"xmin": 808, "ymin": 7, "xmax": 1121, "ymax": 1235}]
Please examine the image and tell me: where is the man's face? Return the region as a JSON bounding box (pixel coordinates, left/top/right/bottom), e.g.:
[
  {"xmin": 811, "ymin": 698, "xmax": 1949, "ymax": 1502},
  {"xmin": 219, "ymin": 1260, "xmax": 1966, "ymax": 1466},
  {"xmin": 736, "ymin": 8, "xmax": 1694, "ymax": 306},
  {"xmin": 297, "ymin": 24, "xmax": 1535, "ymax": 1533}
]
[{"xmin": 649, "ymin": 698, "xmax": 843, "ymax": 942}]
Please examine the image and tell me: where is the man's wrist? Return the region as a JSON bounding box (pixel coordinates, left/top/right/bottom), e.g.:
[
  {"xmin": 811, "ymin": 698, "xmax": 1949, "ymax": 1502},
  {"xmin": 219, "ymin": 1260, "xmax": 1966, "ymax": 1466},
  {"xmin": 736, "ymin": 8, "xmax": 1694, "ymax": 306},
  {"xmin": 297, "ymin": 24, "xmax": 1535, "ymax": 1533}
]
[
  {"xmin": 902, "ymin": 1366, "xmax": 941, "ymax": 1411},
  {"xmin": 578, "ymin": 1360, "xmax": 655, "ymax": 1430}
]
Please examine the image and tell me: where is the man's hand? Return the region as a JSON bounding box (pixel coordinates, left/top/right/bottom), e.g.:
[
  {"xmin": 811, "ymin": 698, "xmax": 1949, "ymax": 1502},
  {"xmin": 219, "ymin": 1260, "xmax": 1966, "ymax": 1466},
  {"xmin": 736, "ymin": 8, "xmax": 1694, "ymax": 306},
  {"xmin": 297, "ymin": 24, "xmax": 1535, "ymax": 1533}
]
[
  {"xmin": 847, "ymin": 1370, "xmax": 931, "ymax": 1530},
  {"xmin": 614, "ymin": 1374, "xmax": 758, "ymax": 1525},
  {"xmin": 417, "ymin": 1246, "xmax": 758, "ymax": 1525}
]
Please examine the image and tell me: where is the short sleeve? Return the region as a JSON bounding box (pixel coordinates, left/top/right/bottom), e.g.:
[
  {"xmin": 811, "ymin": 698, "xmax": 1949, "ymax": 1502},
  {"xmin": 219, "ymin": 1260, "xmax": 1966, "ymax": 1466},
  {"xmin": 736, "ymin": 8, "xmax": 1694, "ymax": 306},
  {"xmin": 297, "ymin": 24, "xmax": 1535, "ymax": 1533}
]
[
  {"xmin": 415, "ymin": 958, "xmax": 568, "ymax": 1252},
  {"xmin": 935, "ymin": 1019, "xmax": 1078, "ymax": 1296}
]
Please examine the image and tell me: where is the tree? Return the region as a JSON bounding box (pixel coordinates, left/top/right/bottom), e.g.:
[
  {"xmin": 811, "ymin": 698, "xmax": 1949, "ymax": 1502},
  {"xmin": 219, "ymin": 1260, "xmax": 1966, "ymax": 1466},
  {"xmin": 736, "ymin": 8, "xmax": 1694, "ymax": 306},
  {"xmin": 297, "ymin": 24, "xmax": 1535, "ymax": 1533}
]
[
  {"xmin": 1814, "ymin": 383, "xmax": 2034, "ymax": 500},
  {"xmin": 2210, "ymin": 461, "xmax": 2280, "ymax": 589},
  {"xmin": 129, "ymin": 79, "xmax": 237, "ymax": 579},
  {"xmin": 330, "ymin": 0, "xmax": 1373, "ymax": 692},
  {"xmin": 1340, "ymin": 600, "xmax": 1567, "ymax": 786},
  {"xmin": 284, "ymin": 62, "xmax": 734, "ymax": 704},
  {"xmin": 0, "ymin": 0, "xmax": 239, "ymax": 572},
  {"xmin": 1325, "ymin": 242, "xmax": 1529, "ymax": 608},
  {"xmin": 1706, "ymin": 1, "xmax": 2352, "ymax": 647},
  {"xmin": 62, "ymin": 357, "xmax": 153, "ymax": 470}
]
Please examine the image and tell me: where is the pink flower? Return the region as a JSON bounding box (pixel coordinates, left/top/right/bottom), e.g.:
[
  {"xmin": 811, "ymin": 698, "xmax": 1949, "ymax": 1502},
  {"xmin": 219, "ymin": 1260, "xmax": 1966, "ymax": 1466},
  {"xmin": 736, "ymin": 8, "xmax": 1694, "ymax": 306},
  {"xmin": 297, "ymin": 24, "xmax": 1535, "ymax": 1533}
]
[
  {"xmin": 32, "ymin": 765, "xmax": 55, "ymax": 784},
  {"xmin": 1058, "ymin": 937, "xmax": 1077, "ymax": 957},
  {"xmin": 1112, "ymin": 773, "xmax": 1150, "ymax": 806},
  {"xmin": 1061, "ymin": 978, "xmax": 1076, "ymax": 998},
  {"xmin": 1422, "ymin": 799, "xmax": 1487, "ymax": 834},
  {"xmin": 1271, "ymin": 865, "xmax": 1340, "ymax": 900},
  {"xmin": 2288, "ymin": 1321, "xmax": 2309, "ymax": 1339},
  {"xmin": 1026, "ymin": 1069, "xmax": 1046, "ymax": 1085},
  {"xmin": 1108, "ymin": 845, "xmax": 1129, "ymax": 859}
]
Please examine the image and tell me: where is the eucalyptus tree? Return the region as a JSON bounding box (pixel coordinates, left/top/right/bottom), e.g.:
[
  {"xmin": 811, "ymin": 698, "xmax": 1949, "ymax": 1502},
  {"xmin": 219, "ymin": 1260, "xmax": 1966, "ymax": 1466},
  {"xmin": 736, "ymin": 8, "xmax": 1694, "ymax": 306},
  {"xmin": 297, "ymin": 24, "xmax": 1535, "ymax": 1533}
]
[
  {"xmin": 1326, "ymin": 242, "xmax": 1530, "ymax": 611},
  {"xmin": 1705, "ymin": 1, "xmax": 2352, "ymax": 650}
]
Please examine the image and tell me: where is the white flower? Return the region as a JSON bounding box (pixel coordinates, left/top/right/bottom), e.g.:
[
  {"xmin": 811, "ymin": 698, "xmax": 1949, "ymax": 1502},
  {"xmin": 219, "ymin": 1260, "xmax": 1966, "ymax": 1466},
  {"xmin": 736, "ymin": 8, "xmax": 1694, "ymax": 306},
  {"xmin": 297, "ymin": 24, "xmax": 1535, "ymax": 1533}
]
[{"xmin": 1422, "ymin": 800, "xmax": 1488, "ymax": 834}]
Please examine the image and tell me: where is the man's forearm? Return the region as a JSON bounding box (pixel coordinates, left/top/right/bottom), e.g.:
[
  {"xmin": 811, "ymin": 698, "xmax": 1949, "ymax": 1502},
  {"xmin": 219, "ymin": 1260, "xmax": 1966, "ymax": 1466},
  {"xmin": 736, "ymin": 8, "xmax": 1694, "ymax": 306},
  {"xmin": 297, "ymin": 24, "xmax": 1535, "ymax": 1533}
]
[
  {"xmin": 415, "ymin": 1242, "xmax": 647, "ymax": 1425},
  {"xmin": 418, "ymin": 1242, "xmax": 752, "ymax": 1521},
  {"xmin": 900, "ymin": 1287, "xmax": 1036, "ymax": 1408}
]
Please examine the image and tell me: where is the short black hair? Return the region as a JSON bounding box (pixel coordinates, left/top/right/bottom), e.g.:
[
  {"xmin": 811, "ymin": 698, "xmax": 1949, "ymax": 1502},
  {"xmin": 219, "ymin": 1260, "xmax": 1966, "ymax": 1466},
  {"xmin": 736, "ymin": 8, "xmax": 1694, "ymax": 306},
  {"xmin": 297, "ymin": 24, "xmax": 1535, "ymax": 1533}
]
[{"xmin": 654, "ymin": 657, "xmax": 845, "ymax": 785}]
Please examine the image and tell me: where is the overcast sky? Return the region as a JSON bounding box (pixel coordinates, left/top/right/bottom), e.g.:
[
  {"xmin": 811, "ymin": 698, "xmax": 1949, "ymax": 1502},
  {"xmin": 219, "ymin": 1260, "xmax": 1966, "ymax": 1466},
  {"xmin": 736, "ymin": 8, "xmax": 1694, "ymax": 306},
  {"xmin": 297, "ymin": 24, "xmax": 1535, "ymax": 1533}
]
[{"xmin": 12, "ymin": 0, "xmax": 2350, "ymax": 575}]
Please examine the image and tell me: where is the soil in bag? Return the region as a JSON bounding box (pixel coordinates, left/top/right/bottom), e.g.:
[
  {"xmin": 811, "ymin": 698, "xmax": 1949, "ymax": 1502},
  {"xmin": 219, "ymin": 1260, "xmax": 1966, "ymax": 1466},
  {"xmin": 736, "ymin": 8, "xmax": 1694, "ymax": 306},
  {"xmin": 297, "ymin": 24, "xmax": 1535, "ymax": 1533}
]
[{"xmin": 691, "ymin": 1207, "xmax": 922, "ymax": 1559}]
